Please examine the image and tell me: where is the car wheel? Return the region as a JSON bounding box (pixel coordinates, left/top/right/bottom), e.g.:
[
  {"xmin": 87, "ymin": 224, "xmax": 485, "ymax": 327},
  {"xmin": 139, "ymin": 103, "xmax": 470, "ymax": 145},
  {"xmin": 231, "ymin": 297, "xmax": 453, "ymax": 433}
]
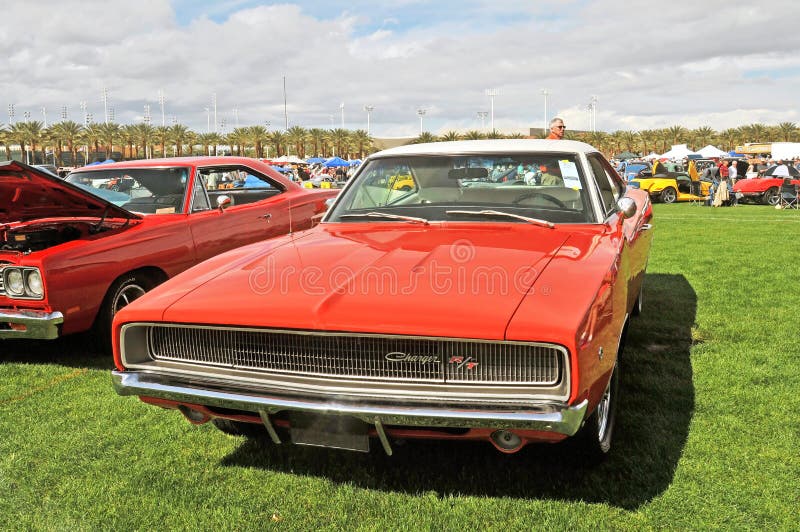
[
  {"xmin": 660, "ymin": 187, "xmax": 677, "ymax": 204},
  {"xmin": 763, "ymin": 187, "xmax": 779, "ymax": 206},
  {"xmin": 94, "ymin": 273, "xmax": 154, "ymax": 353},
  {"xmin": 574, "ymin": 358, "xmax": 619, "ymax": 460},
  {"xmin": 212, "ymin": 418, "xmax": 267, "ymax": 438}
]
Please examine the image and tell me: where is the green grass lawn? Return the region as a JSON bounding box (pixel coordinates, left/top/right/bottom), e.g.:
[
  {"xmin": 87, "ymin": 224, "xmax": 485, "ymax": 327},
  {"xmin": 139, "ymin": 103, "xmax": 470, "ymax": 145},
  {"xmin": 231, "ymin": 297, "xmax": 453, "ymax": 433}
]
[{"xmin": 1, "ymin": 203, "xmax": 799, "ymax": 530}]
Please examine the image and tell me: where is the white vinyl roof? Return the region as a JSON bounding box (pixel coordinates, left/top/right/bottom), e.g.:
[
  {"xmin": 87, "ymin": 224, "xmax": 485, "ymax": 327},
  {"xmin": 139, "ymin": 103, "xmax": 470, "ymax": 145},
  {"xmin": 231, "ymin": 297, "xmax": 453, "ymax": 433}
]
[{"xmin": 373, "ymin": 139, "xmax": 599, "ymax": 157}]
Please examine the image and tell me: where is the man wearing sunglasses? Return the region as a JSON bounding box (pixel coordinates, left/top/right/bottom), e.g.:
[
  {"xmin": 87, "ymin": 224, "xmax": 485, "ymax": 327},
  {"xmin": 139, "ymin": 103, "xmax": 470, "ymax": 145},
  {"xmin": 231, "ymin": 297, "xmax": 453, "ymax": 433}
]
[{"xmin": 547, "ymin": 117, "xmax": 566, "ymax": 140}]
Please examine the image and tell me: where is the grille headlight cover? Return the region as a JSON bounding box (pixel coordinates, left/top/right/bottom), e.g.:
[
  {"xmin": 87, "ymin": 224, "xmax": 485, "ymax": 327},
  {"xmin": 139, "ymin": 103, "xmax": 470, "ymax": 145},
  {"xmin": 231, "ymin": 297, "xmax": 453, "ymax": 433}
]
[{"xmin": 2, "ymin": 267, "xmax": 45, "ymax": 299}]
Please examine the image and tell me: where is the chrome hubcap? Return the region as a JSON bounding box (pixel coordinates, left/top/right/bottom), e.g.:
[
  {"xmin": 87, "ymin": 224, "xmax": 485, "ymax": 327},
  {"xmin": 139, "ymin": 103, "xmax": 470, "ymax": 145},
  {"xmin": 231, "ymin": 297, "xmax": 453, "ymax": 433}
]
[
  {"xmin": 113, "ymin": 284, "xmax": 146, "ymax": 314},
  {"xmin": 597, "ymin": 368, "xmax": 613, "ymax": 441}
]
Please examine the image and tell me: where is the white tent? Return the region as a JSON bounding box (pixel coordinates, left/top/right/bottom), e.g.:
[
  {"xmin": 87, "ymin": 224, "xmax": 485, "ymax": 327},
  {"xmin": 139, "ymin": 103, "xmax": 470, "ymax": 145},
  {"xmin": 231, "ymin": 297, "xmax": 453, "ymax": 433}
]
[
  {"xmin": 642, "ymin": 152, "xmax": 660, "ymax": 161},
  {"xmin": 660, "ymin": 144, "xmax": 699, "ymax": 159},
  {"xmin": 272, "ymin": 155, "xmax": 307, "ymax": 165},
  {"xmin": 697, "ymin": 145, "xmax": 727, "ymax": 158},
  {"xmin": 770, "ymin": 142, "xmax": 800, "ymax": 160}
]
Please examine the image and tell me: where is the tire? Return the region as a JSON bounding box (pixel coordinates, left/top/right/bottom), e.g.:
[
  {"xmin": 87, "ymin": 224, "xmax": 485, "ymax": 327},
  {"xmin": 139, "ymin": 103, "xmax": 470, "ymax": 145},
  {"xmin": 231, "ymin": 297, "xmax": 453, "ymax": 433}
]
[
  {"xmin": 212, "ymin": 418, "xmax": 268, "ymax": 438},
  {"xmin": 94, "ymin": 273, "xmax": 154, "ymax": 353},
  {"xmin": 659, "ymin": 187, "xmax": 677, "ymax": 204},
  {"xmin": 574, "ymin": 358, "xmax": 619, "ymax": 460},
  {"xmin": 763, "ymin": 187, "xmax": 779, "ymax": 206}
]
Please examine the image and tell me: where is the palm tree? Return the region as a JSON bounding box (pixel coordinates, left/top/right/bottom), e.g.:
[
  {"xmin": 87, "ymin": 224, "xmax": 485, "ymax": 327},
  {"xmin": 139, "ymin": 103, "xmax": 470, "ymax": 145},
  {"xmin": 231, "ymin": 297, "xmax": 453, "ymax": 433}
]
[
  {"xmin": 154, "ymin": 126, "xmax": 170, "ymax": 157},
  {"xmin": 777, "ymin": 122, "xmax": 798, "ymax": 141},
  {"xmin": 196, "ymin": 132, "xmax": 217, "ymax": 156},
  {"xmin": 349, "ymin": 129, "xmax": 373, "ymax": 159},
  {"xmin": 328, "ymin": 128, "xmax": 351, "ymax": 157},
  {"xmin": 0, "ymin": 124, "xmax": 11, "ymax": 160},
  {"xmin": 134, "ymin": 123, "xmax": 156, "ymax": 159},
  {"xmin": 691, "ymin": 126, "xmax": 715, "ymax": 150},
  {"xmin": 8, "ymin": 123, "xmax": 29, "ymax": 162},
  {"xmin": 505, "ymin": 132, "xmax": 525, "ymax": 139},
  {"xmin": 96, "ymin": 122, "xmax": 121, "ymax": 160},
  {"xmin": 79, "ymin": 124, "xmax": 104, "ymax": 162},
  {"xmin": 245, "ymin": 126, "xmax": 269, "ymax": 158},
  {"xmin": 667, "ymin": 125, "xmax": 688, "ymax": 147},
  {"xmin": 307, "ymin": 128, "xmax": 327, "ymax": 157},
  {"xmin": 120, "ymin": 124, "xmax": 138, "ymax": 159},
  {"xmin": 285, "ymin": 126, "xmax": 309, "ymax": 158},
  {"xmin": 268, "ymin": 130, "xmax": 287, "ymax": 157},
  {"xmin": 49, "ymin": 120, "xmax": 83, "ymax": 165},
  {"xmin": 412, "ymin": 132, "xmax": 438, "ymax": 144},
  {"xmin": 718, "ymin": 128, "xmax": 740, "ymax": 151},
  {"xmin": 463, "ymin": 130, "xmax": 484, "ymax": 140},
  {"xmin": 440, "ymin": 131, "xmax": 461, "ymax": 142},
  {"xmin": 168, "ymin": 124, "xmax": 191, "ymax": 156}
]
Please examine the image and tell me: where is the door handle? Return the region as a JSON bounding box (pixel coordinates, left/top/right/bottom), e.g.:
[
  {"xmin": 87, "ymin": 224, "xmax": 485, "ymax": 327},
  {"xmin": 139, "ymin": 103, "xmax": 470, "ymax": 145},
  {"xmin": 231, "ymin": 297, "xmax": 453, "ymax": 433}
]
[
  {"xmin": 258, "ymin": 213, "xmax": 272, "ymax": 221},
  {"xmin": 638, "ymin": 223, "xmax": 652, "ymax": 232}
]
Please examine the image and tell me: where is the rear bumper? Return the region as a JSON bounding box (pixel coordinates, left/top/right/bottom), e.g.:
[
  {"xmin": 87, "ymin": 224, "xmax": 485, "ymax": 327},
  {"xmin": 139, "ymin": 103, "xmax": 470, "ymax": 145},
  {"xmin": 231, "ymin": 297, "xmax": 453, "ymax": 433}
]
[
  {"xmin": 111, "ymin": 370, "xmax": 588, "ymax": 436},
  {"xmin": 0, "ymin": 309, "xmax": 63, "ymax": 339}
]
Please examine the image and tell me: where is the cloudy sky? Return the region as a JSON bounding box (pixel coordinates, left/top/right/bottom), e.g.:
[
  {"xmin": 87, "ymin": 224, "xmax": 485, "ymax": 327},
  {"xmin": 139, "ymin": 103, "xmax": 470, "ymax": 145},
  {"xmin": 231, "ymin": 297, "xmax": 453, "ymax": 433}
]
[{"xmin": 3, "ymin": 0, "xmax": 799, "ymax": 137}]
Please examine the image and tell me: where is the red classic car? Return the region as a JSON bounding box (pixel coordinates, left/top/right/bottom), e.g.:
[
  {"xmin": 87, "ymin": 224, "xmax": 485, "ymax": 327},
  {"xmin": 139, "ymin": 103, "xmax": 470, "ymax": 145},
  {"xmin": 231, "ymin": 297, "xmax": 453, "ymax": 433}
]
[
  {"xmin": 112, "ymin": 140, "xmax": 654, "ymax": 459},
  {"xmin": 0, "ymin": 157, "xmax": 335, "ymax": 344},
  {"xmin": 733, "ymin": 164, "xmax": 800, "ymax": 205}
]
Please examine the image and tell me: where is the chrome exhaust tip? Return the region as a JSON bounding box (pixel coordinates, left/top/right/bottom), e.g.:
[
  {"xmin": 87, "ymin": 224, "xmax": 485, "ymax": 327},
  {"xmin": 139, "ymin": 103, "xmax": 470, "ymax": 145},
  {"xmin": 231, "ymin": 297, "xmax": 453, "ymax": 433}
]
[{"xmin": 490, "ymin": 430, "xmax": 524, "ymax": 452}]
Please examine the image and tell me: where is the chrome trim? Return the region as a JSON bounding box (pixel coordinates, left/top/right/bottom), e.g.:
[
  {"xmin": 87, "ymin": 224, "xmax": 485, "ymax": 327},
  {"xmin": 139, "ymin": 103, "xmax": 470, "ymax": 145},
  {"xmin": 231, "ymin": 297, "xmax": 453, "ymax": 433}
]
[
  {"xmin": 112, "ymin": 370, "xmax": 588, "ymax": 435},
  {"xmin": 374, "ymin": 417, "xmax": 393, "ymax": 455},
  {"xmin": 124, "ymin": 324, "xmax": 567, "ymax": 392},
  {"xmin": 0, "ymin": 309, "xmax": 63, "ymax": 339},
  {"xmin": 0, "ymin": 266, "xmax": 45, "ymax": 300},
  {"xmin": 258, "ymin": 410, "xmax": 282, "ymax": 444}
]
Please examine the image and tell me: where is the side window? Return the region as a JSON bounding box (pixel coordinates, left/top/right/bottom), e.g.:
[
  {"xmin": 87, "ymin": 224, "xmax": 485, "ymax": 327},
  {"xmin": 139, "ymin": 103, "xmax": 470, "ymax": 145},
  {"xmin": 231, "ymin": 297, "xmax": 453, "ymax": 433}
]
[
  {"xmin": 588, "ymin": 154, "xmax": 625, "ymax": 215},
  {"xmin": 191, "ymin": 175, "xmax": 211, "ymax": 212}
]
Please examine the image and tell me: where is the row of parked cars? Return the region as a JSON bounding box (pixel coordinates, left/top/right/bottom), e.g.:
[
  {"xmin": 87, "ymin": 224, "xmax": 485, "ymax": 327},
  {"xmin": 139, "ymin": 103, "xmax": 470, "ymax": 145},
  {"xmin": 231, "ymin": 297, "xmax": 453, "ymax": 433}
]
[
  {"xmin": 2, "ymin": 140, "xmax": 653, "ymax": 461},
  {"xmin": 622, "ymin": 160, "xmax": 800, "ymax": 205}
]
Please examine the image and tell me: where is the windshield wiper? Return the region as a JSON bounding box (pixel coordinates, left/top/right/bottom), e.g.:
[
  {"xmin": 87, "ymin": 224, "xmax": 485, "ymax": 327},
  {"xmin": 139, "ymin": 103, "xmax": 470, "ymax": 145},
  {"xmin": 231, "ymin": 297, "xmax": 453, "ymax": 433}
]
[
  {"xmin": 445, "ymin": 209, "xmax": 555, "ymax": 228},
  {"xmin": 339, "ymin": 211, "xmax": 429, "ymax": 224}
]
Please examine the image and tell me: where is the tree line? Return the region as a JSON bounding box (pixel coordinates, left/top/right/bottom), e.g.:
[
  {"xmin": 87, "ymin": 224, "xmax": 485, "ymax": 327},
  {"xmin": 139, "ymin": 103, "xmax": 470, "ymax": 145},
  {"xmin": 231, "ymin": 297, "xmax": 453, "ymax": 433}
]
[{"xmin": 1, "ymin": 119, "xmax": 798, "ymax": 166}]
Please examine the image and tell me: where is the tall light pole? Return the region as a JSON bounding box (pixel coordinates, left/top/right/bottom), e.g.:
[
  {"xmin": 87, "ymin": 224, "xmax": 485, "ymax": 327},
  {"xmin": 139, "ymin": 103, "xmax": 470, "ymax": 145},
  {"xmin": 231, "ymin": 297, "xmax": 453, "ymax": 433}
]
[
  {"xmin": 158, "ymin": 89, "xmax": 165, "ymax": 127},
  {"xmin": 102, "ymin": 87, "xmax": 109, "ymax": 124},
  {"xmin": 41, "ymin": 106, "xmax": 47, "ymax": 128},
  {"xmin": 364, "ymin": 105, "xmax": 374, "ymax": 135},
  {"xmin": 339, "ymin": 102, "xmax": 345, "ymax": 129},
  {"xmin": 486, "ymin": 88, "xmax": 498, "ymax": 132},
  {"xmin": 204, "ymin": 107, "xmax": 210, "ymax": 133},
  {"xmin": 477, "ymin": 111, "xmax": 488, "ymax": 130},
  {"xmin": 417, "ymin": 108, "xmax": 426, "ymax": 134},
  {"xmin": 80, "ymin": 101, "xmax": 87, "ymax": 125},
  {"xmin": 7, "ymin": 104, "xmax": 15, "ymax": 124},
  {"xmin": 143, "ymin": 104, "xmax": 151, "ymax": 125},
  {"xmin": 233, "ymin": 107, "xmax": 239, "ymax": 128},
  {"xmin": 590, "ymin": 95, "xmax": 598, "ymax": 132},
  {"xmin": 23, "ymin": 111, "xmax": 30, "ymax": 123},
  {"xmin": 212, "ymin": 93, "xmax": 217, "ymax": 133},
  {"xmin": 541, "ymin": 88, "xmax": 550, "ymax": 135},
  {"xmin": 61, "ymin": 106, "xmax": 68, "ymax": 121}
]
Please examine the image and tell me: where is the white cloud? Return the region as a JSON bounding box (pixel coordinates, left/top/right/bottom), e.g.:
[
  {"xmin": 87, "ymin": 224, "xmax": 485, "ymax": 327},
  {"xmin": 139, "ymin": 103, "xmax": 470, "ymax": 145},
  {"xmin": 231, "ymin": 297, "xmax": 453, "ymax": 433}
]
[{"xmin": 1, "ymin": 0, "xmax": 799, "ymax": 137}]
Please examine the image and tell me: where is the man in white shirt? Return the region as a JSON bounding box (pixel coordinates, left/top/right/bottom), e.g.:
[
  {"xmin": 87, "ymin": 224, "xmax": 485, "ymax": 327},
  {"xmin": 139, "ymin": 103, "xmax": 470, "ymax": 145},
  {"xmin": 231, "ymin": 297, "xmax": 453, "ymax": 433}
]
[
  {"xmin": 728, "ymin": 160, "xmax": 738, "ymax": 182},
  {"xmin": 773, "ymin": 161, "xmax": 790, "ymax": 177}
]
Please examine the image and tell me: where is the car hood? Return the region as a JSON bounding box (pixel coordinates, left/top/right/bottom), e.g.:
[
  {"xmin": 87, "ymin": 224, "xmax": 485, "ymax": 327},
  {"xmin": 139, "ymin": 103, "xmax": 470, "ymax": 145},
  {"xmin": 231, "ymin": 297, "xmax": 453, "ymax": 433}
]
[
  {"xmin": 0, "ymin": 160, "xmax": 140, "ymax": 223},
  {"xmin": 155, "ymin": 223, "xmax": 582, "ymax": 339}
]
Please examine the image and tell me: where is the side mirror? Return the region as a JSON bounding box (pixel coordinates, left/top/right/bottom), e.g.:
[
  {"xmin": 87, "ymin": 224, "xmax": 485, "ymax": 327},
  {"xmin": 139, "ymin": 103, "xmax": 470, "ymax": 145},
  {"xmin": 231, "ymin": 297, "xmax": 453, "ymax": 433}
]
[
  {"xmin": 216, "ymin": 195, "xmax": 232, "ymax": 211},
  {"xmin": 324, "ymin": 197, "xmax": 336, "ymax": 210},
  {"xmin": 617, "ymin": 197, "xmax": 637, "ymax": 219}
]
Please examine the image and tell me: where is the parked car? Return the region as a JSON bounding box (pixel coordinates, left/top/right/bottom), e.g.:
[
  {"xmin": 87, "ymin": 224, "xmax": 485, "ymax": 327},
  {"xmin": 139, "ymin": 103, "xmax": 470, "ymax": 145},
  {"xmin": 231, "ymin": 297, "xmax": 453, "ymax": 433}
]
[
  {"xmin": 112, "ymin": 140, "xmax": 654, "ymax": 459},
  {"xmin": 629, "ymin": 171, "xmax": 712, "ymax": 203},
  {"xmin": 733, "ymin": 165, "xmax": 800, "ymax": 205},
  {"xmin": 0, "ymin": 157, "xmax": 336, "ymax": 345}
]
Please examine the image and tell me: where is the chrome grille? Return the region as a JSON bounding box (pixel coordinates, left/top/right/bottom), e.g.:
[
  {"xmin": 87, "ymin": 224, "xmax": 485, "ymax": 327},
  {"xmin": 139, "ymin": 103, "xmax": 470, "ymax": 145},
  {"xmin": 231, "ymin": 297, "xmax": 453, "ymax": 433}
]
[
  {"xmin": 146, "ymin": 325, "xmax": 563, "ymax": 385},
  {"xmin": 0, "ymin": 266, "xmax": 5, "ymax": 296}
]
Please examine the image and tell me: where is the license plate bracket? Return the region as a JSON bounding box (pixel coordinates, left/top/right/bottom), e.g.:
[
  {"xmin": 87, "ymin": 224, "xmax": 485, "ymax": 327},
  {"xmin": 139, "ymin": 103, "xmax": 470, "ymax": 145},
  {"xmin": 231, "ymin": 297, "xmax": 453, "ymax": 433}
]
[{"xmin": 288, "ymin": 412, "xmax": 370, "ymax": 453}]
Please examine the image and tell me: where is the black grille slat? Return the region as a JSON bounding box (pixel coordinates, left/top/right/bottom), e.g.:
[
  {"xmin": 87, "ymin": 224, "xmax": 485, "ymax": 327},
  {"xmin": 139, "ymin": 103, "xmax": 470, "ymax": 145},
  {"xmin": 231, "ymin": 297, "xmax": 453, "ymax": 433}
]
[{"xmin": 147, "ymin": 326, "xmax": 562, "ymax": 385}]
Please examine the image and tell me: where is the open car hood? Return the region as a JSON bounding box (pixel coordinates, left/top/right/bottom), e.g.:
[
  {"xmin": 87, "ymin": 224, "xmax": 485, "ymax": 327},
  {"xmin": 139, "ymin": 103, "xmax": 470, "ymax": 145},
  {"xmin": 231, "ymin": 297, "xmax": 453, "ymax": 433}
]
[{"xmin": 0, "ymin": 160, "xmax": 141, "ymax": 223}]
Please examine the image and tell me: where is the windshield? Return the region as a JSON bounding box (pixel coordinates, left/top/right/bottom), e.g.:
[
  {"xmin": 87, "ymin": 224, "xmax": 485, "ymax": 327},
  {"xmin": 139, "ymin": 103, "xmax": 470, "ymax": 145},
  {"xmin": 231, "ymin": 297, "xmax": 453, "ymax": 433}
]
[
  {"xmin": 66, "ymin": 167, "xmax": 190, "ymax": 214},
  {"xmin": 327, "ymin": 153, "xmax": 593, "ymax": 224}
]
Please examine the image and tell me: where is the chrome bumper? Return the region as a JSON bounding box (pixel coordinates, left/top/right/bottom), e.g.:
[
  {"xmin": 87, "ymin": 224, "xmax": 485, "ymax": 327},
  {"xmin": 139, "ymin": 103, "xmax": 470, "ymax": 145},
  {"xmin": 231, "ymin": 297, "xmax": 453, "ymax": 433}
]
[
  {"xmin": 111, "ymin": 371, "xmax": 588, "ymax": 436},
  {"xmin": 0, "ymin": 309, "xmax": 63, "ymax": 340}
]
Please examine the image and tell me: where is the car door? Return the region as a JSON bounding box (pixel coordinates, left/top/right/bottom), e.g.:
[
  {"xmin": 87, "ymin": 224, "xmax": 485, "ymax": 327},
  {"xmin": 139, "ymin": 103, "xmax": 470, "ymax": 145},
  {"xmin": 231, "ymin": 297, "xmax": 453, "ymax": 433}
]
[
  {"xmin": 186, "ymin": 165, "xmax": 291, "ymax": 263},
  {"xmin": 587, "ymin": 154, "xmax": 653, "ymax": 313}
]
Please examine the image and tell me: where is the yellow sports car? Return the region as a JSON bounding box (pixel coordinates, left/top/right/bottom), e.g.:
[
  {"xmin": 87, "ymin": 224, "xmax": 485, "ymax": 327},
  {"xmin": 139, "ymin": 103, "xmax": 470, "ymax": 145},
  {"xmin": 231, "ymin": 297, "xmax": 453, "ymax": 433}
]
[{"xmin": 629, "ymin": 171, "xmax": 712, "ymax": 203}]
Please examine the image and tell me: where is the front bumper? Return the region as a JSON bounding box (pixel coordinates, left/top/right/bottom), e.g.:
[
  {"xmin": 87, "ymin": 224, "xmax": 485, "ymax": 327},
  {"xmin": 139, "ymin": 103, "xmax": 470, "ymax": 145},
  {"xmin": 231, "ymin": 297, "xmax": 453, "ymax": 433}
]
[
  {"xmin": 112, "ymin": 370, "xmax": 588, "ymax": 436},
  {"xmin": 0, "ymin": 309, "xmax": 63, "ymax": 339}
]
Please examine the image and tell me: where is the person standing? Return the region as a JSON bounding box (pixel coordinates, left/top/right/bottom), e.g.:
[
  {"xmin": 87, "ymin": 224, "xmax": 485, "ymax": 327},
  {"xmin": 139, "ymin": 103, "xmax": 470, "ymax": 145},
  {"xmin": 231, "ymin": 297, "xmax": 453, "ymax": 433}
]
[{"xmin": 546, "ymin": 117, "xmax": 566, "ymax": 139}]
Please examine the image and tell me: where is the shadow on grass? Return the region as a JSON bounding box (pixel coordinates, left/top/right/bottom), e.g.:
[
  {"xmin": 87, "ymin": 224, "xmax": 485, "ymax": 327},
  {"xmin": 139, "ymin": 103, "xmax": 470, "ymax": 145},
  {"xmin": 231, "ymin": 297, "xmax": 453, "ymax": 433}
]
[
  {"xmin": 221, "ymin": 273, "xmax": 696, "ymax": 510},
  {"xmin": 0, "ymin": 332, "xmax": 110, "ymax": 371}
]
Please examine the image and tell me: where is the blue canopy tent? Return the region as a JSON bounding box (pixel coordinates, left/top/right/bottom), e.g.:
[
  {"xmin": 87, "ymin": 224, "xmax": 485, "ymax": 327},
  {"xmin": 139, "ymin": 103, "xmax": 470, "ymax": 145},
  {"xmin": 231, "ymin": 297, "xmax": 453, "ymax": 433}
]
[
  {"xmin": 324, "ymin": 157, "xmax": 350, "ymax": 167},
  {"xmin": 348, "ymin": 159, "xmax": 362, "ymax": 166},
  {"xmin": 271, "ymin": 165, "xmax": 292, "ymax": 174},
  {"xmin": 306, "ymin": 157, "xmax": 326, "ymax": 164}
]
